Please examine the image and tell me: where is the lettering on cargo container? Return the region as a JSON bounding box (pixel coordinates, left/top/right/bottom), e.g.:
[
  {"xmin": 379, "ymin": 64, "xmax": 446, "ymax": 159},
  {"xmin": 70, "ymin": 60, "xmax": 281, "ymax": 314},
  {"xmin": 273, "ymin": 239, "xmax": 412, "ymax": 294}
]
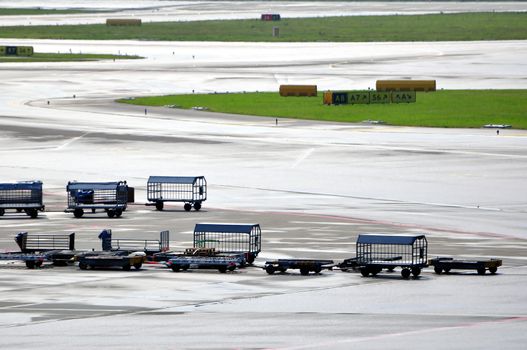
[{"xmin": 349, "ymin": 92, "xmax": 370, "ymax": 104}]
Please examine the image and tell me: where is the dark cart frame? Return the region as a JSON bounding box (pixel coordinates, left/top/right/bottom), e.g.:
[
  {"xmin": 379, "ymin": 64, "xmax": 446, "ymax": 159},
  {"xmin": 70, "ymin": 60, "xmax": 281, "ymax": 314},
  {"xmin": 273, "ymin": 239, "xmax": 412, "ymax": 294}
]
[
  {"xmin": 356, "ymin": 234, "xmax": 428, "ymax": 278},
  {"xmin": 65, "ymin": 181, "xmax": 128, "ymax": 218},
  {"xmin": 193, "ymin": 223, "xmax": 261, "ymax": 264},
  {"xmin": 264, "ymin": 259, "xmax": 334, "ymax": 275},
  {"xmin": 0, "ymin": 181, "xmax": 44, "ymax": 218},
  {"xmin": 99, "ymin": 229, "xmax": 169, "ymax": 257},
  {"xmin": 78, "ymin": 251, "xmax": 146, "ymax": 271},
  {"xmin": 146, "ymin": 176, "xmax": 207, "ymax": 211},
  {"xmin": 166, "ymin": 255, "xmax": 243, "ymax": 273},
  {"xmin": 429, "ymin": 257, "xmax": 502, "ymax": 275}
]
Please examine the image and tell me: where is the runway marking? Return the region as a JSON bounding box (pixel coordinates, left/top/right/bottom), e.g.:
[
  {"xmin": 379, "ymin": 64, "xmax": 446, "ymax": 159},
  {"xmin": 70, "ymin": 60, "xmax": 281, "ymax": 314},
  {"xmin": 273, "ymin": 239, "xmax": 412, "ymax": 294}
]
[
  {"xmin": 291, "ymin": 148, "xmax": 314, "ymax": 169},
  {"xmin": 272, "ymin": 316, "xmax": 527, "ymax": 350},
  {"xmin": 54, "ymin": 132, "xmax": 90, "ymax": 150}
]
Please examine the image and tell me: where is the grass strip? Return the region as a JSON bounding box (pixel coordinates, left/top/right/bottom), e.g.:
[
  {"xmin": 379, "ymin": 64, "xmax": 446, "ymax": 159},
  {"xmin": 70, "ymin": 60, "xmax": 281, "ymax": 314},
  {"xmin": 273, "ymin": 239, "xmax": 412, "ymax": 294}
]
[
  {"xmin": 0, "ymin": 12, "xmax": 526, "ymax": 41},
  {"xmin": 119, "ymin": 90, "xmax": 527, "ymax": 129}
]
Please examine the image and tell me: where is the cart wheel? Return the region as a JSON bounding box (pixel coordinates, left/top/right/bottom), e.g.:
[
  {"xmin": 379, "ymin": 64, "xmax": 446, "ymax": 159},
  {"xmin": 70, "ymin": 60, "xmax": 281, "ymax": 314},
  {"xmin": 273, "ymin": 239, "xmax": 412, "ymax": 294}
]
[
  {"xmin": 0, "ymin": 208, "xmax": 4, "ymax": 216},
  {"xmin": 265, "ymin": 265, "xmax": 276, "ymax": 274},
  {"xmin": 340, "ymin": 268, "xmax": 349, "ymax": 272},
  {"xmin": 182, "ymin": 265, "xmax": 190, "ymax": 271},
  {"xmin": 300, "ymin": 268, "xmax": 310, "ymax": 276},
  {"xmin": 314, "ymin": 266, "xmax": 322, "ymax": 274},
  {"xmin": 171, "ymin": 266, "xmax": 181, "ymax": 272},
  {"xmin": 360, "ymin": 267, "xmax": 370, "ymax": 277},
  {"xmin": 228, "ymin": 264, "xmax": 236, "ymax": 271},
  {"xmin": 79, "ymin": 262, "xmax": 88, "ymax": 270},
  {"xmin": 122, "ymin": 264, "xmax": 131, "ymax": 271},
  {"xmin": 107, "ymin": 210, "xmax": 116, "ymax": 218},
  {"xmin": 73, "ymin": 208, "xmax": 84, "ymax": 218},
  {"xmin": 26, "ymin": 209, "xmax": 38, "ymax": 218},
  {"xmin": 91, "ymin": 208, "xmax": 96, "ymax": 213},
  {"xmin": 477, "ymin": 267, "xmax": 486, "ymax": 275},
  {"xmin": 218, "ymin": 266, "xmax": 227, "ymax": 273},
  {"xmin": 444, "ymin": 268, "xmax": 451, "ymax": 274},
  {"xmin": 279, "ymin": 268, "xmax": 288, "ymax": 273},
  {"xmin": 489, "ymin": 267, "xmax": 498, "ymax": 274},
  {"xmin": 155, "ymin": 201, "xmax": 164, "ymax": 211},
  {"xmin": 371, "ymin": 267, "xmax": 382, "ymax": 276},
  {"xmin": 134, "ymin": 263, "xmax": 142, "ymax": 270},
  {"xmin": 434, "ymin": 267, "xmax": 443, "ymax": 274},
  {"xmin": 26, "ymin": 261, "xmax": 36, "ymax": 269},
  {"xmin": 401, "ymin": 268, "xmax": 411, "ymax": 279},
  {"xmin": 411, "ymin": 267, "xmax": 421, "ymax": 277},
  {"xmin": 194, "ymin": 202, "xmax": 202, "ymax": 211},
  {"xmin": 184, "ymin": 203, "xmax": 192, "ymax": 211},
  {"xmin": 115, "ymin": 209, "xmax": 123, "ymax": 218}
]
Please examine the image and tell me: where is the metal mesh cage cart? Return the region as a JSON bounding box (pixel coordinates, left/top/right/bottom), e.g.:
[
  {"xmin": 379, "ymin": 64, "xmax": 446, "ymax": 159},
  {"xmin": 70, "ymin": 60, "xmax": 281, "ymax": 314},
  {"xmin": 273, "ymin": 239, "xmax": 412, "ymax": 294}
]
[
  {"xmin": 0, "ymin": 181, "xmax": 44, "ymax": 218},
  {"xmin": 356, "ymin": 234, "xmax": 428, "ymax": 278},
  {"xmin": 146, "ymin": 176, "xmax": 207, "ymax": 211},
  {"xmin": 193, "ymin": 223, "xmax": 261, "ymax": 264},
  {"xmin": 65, "ymin": 181, "xmax": 128, "ymax": 218}
]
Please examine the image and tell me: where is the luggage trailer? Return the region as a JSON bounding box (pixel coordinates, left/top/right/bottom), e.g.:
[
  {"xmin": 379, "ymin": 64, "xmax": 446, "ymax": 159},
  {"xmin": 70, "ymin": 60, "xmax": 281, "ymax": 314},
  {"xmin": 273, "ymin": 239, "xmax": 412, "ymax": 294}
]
[
  {"xmin": 264, "ymin": 259, "xmax": 335, "ymax": 275},
  {"xmin": 98, "ymin": 229, "xmax": 170, "ymax": 258},
  {"xmin": 356, "ymin": 234, "xmax": 428, "ymax": 279},
  {"xmin": 65, "ymin": 181, "xmax": 128, "ymax": 218},
  {"xmin": 0, "ymin": 181, "xmax": 44, "ymax": 218},
  {"xmin": 429, "ymin": 257, "xmax": 502, "ymax": 275},
  {"xmin": 193, "ymin": 223, "xmax": 261, "ymax": 264},
  {"xmin": 146, "ymin": 176, "xmax": 206, "ymax": 211}
]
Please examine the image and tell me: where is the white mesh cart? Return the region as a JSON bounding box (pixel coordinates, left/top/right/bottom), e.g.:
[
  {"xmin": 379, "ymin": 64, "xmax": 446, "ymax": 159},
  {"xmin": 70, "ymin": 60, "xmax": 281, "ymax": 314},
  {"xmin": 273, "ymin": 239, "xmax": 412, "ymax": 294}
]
[{"xmin": 146, "ymin": 176, "xmax": 207, "ymax": 211}]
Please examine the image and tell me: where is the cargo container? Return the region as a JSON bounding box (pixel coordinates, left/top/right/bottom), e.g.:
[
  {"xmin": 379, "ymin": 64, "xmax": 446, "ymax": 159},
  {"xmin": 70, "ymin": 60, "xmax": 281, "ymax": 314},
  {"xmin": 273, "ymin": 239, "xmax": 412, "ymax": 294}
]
[
  {"xmin": 261, "ymin": 14, "xmax": 281, "ymax": 21},
  {"xmin": 106, "ymin": 18, "xmax": 142, "ymax": 26},
  {"xmin": 376, "ymin": 80, "xmax": 436, "ymax": 92},
  {"xmin": 279, "ymin": 85, "xmax": 317, "ymax": 97}
]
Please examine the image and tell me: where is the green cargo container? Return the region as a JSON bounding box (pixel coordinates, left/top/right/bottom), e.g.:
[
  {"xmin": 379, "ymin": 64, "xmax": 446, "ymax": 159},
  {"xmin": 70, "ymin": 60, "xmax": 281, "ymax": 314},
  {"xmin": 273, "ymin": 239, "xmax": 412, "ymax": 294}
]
[
  {"xmin": 391, "ymin": 91, "xmax": 416, "ymax": 103},
  {"xmin": 16, "ymin": 46, "xmax": 34, "ymax": 56},
  {"xmin": 370, "ymin": 92, "xmax": 391, "ymax": 104},
  {"xmin": 0, "ymin": 46, "xmax": 5, "ymax": 55},
  {"xmin": 348, "ymin": 92, "xmax": 370, "ymax": 104}
]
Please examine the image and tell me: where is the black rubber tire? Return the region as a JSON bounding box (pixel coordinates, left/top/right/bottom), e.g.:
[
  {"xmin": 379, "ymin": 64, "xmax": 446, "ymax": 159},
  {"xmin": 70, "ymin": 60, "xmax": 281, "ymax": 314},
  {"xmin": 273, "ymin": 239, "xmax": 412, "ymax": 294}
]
[
  {"xmin": 184, "ymin": 203, "xmax": 192, "ymax": 211},
  {"xmin": 73, "ymin": 208, "xmax": 84, "ymax": 218},
  {"xmin": 360, "ymin": 267, "xmax": 370, "ymax": 277},
  {"xmin": 265, "ymin": 265, "xmax": 276, "ymax": 275},
  {"xmin": 314, "ymin": 266, "xmax": 322, "ymax": 274},
  {"xmin": 227, "ymin": 265, "xmax": 236, "ymax": 272},
  {"xmin": 26, "ymin": 261, "xmax": 36, "ymax": 269},
  {"xmin": 444, "ymin": 268, "xmax": 451, "ymax": 273},
  {"xmin": 122, "ymin": 264, "xmax": 131, "ymax": 271},
  {"xmin": 0, "ymin": 208, "xmax": 4, "ymax": 216},
  {"xmin": 182, "ymin": 265, "xmax": 190, "ymax": 271},
  {"xmin": 194, "ymin": 202, "xmax": 202, "ymax": 211},
  {"xmin": 340, "ymin": 268, "xmax": 349, "ymax": 272},
  {"xmin": 434, "ymin": 267, "xmax": 443, "ymax": 274},
  {"xmin": 134, "ymin": 263, "xmax": 142, "ymax": 270},
  {"xmin": 107, "ymin": 210, "xmax": 116, "ymax": 218},
  {"xmin": 115, "ymin": 209, "xmax": 123, "ymax": 218},
  {"xmin": 371, "ymin": 267, "xmax": 382, "ymax": 276},
  {"xmin": 218, "ymin": 266, "xmax": 227, "ymax": 273},
  {"xmin": 411, "ymin": 267, "xmax": 421, "ymax": 277},
  {"xmin": 279, "ymin": 268, "xmax": 288, "ymax": 273},
  {"xmin": 155, "ymin": 201, "xmax": 164, "ymax": 211},
  {"xmin": 246, "ymin": 255, "xmax": 255, "ymax": 265},
  {"xmin": 401, "ymin": 268, "xmax": 411, "ymax": 279},
  {"xmin": 477, "ymin": 267, "xmax": 486, "ymax": 275},
  {"xmin": 171, "ymin": 266, "xmax": 181, "ymax": 272},
  {"xmin": 91, "ymin": 208, "xmax": 96, "ymax": 213},
  {"xmin": 300, "ymin": 268, "xmax": 310, "ymax": 276},
  {"xmin": 489, "ymin": 267, "xmax": 498, "ymax": 274},
  {"xmin": 35, "ymin": 261, "xmax": 43, "ymax": 268},
  {"xmin": 28, "ymin": 209, "xmax": 38, "ymax": 218},
  {"xmin": 79, "ymin": 262, "xmax": 88, "ymax": 270}
]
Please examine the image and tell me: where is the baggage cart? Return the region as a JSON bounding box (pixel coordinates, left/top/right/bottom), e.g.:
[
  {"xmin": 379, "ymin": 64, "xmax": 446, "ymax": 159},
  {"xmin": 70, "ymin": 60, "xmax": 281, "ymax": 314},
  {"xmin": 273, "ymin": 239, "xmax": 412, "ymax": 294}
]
[
  {"xmin": 98, "ymin": 229, "xmax": 169, "ymax": 257},
  {"xmin": 166, "ymin": 254, "xmax": 243, "ymax": 273},
  {"xmin": 146, "ymin": 176, "xmax": 206, "ymax": 211},
  {"xmin": 429, "ymin": 257, "xmax": 502, "ymax": 275},
  {"xmin": 264, "ymin": 259, "xmax": 334, "ymax": 275},
  {"xmin": 65, "ymin": 181, "xmax": 128, "ymax": 218},
  {"xmin": 77, "ymin": 251, "xmax": 146, "ymax": 270},
  {"xmin": 0, "ymin": 181, "xmax": 44, "ymax": 218},
  {"xmin": 356, "ymin": 234, "xmax": 428, "ymax": 278},
  {"xmin": 193, "ymin": 223, "xmax": 261, "ymax": 264}
]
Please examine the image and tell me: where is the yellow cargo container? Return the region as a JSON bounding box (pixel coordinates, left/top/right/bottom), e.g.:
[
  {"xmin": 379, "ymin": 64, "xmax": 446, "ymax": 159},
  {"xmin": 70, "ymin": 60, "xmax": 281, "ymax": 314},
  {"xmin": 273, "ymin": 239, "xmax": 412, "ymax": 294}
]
[
  {"xmin": 376, "ymin": 80, "xmax": 436, "ymax": 92},
  {"xmin": 279, "ymin": 85, "xmax": 317, "ymax": 97},
  {"xmin": 323, "ymin": 91, "xmax": 332, "ymax": 105},
  {"xmin": 106, "ymin": 18, "xmax": 142, "ymax": 26}
]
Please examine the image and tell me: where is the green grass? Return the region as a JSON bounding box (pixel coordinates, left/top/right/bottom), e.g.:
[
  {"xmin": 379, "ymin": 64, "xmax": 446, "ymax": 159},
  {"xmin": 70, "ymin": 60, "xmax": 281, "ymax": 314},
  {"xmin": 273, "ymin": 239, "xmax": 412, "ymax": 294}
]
[
  {"xmin": 0, "ymin": 8, "xmax": 103, "ymax": 16},
  {"xmin": 0, "ymin": 13, "xmax": 526, "ymax": 41},
  {"xmin": 0, "ymin": 52, "xmax": 142, "ymax": 63},
  {"xmin": 118, "ymin": 90, "xmax": 527, "ymax": 129}
]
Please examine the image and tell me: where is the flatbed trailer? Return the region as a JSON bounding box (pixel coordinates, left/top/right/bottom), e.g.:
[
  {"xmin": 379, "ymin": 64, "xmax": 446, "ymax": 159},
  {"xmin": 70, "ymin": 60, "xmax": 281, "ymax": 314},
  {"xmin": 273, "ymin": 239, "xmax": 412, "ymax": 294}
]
[
  {"xmin": 77, "ymin": 251, "xmax": 146, "ymax": 271},
  {"xmin": 429, "ymin": 257, "xmax": 502, "ymax": 275},
  {"xmin": 264, "ymin": 259, "xmax": 335, "ymax": 275},
  {"xmin": 166, "ymin": 254, "xmax": 243, "ymax": 273}
]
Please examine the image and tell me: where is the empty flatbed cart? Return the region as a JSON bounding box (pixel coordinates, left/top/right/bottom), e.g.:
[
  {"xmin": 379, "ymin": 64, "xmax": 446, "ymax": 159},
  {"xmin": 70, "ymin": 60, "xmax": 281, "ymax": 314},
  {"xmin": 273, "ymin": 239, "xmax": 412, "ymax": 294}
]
[
  {"xmin": 264, "ymin": 259, "xmax": 334, "ymax": 275},
  {"xmin": 193, "ymin": 223, "xmax": 261, "ymax": 264},
  {"xmin": 65, "ymin": 181, "xmax": 128, "ymax": 218},
  {"xmin": 429, "ymin": 257, "xmax": 502, "ymax": 275},
  {"xmin": 146, "ymin": 176, "xmax": 206, "ymax": 211},
  {"xmin": 356, "ymin": 234, "xmax": 428, "ymax": 278},
  {"xmin": 0, "ymin": 181, "xmax": 44, "ymax": 218}
]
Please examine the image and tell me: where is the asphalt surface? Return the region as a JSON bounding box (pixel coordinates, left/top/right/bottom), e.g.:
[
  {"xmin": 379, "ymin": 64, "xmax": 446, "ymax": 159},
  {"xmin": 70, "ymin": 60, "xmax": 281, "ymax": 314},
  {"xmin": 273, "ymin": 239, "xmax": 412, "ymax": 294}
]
[{"xmin": 0, "ymin": 6, "xmax": 527, "ymax": 348}]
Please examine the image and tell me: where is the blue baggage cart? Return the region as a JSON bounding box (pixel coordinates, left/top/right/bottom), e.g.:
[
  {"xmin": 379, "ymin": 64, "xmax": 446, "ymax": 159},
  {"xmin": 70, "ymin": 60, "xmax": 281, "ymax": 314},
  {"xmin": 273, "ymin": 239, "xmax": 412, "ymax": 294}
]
[
  {"xmin": 0, "ymin": 181, "xmax": 44, "ymax": 218},
  {"xmin": 146, "ymin": 176, "xmax": 207, "ymax": 211},
  {"xmin": 65, "ymin": 181, "xmax": 128, "ymax": 218}
]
